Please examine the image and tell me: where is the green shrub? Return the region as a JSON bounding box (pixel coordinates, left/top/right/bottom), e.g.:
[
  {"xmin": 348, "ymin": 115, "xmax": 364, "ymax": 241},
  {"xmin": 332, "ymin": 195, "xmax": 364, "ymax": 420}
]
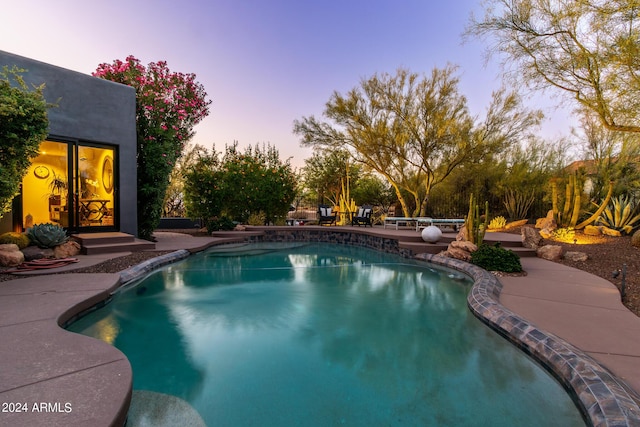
[
  {"xmin": 0, "ymin": 231, "xmax": 30, "ymax": 249},
  {"xmin": 206, "ymin": 216, "xmax": 236, "ymax": 233},
  {"xmin": 26, "ymin": 223, "xmax": 69, "ymax": 248},
  {"xmin": 632, "ymin": 229, "xmax": 640, "ymax": 248},
  {"xmin": 247, "ymin": 211, "xmax": 266, "ymax": 226},
  {"xmin": 470, "ymin": 243, "xmax": 523, "ymax": 273}
]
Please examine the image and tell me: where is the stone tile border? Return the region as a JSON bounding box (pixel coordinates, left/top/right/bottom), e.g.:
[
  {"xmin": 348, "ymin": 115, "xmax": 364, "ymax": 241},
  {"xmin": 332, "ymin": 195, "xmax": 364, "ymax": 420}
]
[{"xmin": 415, "ymin": 252, "xmax": 640, "ymax": 427}]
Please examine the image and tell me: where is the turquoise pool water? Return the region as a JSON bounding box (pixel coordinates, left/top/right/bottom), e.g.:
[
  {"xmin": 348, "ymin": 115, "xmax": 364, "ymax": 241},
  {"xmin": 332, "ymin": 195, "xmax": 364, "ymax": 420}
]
[{"xmin": 69, "ymin": 243, "xmax": 584, "ymax": 426}]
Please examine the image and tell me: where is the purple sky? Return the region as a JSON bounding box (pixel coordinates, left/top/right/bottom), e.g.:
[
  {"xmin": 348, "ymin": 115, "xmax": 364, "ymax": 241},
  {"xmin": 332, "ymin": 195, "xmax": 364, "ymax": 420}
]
[{"xmin": 2, "ymin": 0, "xmax": 575, "ymax": 168}]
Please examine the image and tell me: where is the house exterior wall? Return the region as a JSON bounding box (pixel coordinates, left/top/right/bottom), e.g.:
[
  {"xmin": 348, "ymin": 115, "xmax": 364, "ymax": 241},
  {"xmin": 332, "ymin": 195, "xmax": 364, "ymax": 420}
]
[{"xmin": 0, "ymin": 50, "xmax": 138, "ymax": 236}]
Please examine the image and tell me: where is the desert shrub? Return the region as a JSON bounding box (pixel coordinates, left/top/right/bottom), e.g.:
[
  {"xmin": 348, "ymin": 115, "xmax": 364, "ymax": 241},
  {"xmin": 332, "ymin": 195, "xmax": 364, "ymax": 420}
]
[
  {"xmin": 206, "ymin": 216, "xmax": 235, "ymax": 233},
  {"xmin": 0, "ymin": 231, "xmax": 30, "ymax": 249},
  {"xmin": 552, "ymin": 227, "xmax": 575, "ymax": 242},
  {"xmin": 632, "ymin": 230, "xmax": 640, "ymax": 248},
  {"xmin": 488, "ymin": 216, "xmax": 507, "ymax": 230},
  {"xmin": 470, "ymin": 243, "xmax": 523, "ymax": 273}
]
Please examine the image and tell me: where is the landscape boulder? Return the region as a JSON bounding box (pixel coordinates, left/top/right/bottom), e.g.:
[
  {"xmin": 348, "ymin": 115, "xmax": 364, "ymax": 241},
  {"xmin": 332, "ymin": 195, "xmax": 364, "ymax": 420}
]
[
  {"xmin": 564, "ymin": 251, "xmax": 588, "ymax": 262},
  {"xmin": 521, "ymin": 227, "xmax": 543, "ymax": 249},
  {"xmin": 53, "ymin": 240, "xmax": 81, "ymax": 258},
  {"xmin": 0, "ymin": 244, "xmax": 24, "ymax": 267},
  {"xmin": 600, "ymin": 226, "xmax": 621, "ymax": 237},
  {"xmin": 583, "ymin": 225, "xmax": 602, "ymax": 236},
  {"xmin": 444, "ymin": 246, "xmax": 473, "ymax": 261},
  {"xmin": 537, "ymin": 245, "xmax": 564, "ymax": 261},
  {"xmin": 449, "ymin": 240, "xmax": 477, "ymax": 253},
  {"xmin": 504, "ymin": 219, "xmax": 528, "ymax": 230},
  {"xmin": 535, "ymin": 210, "xmax": 557, "ymax": 231}
]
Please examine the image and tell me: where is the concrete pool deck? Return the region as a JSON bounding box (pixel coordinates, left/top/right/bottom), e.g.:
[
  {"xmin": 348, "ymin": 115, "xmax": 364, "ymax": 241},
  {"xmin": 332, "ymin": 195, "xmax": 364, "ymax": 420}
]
[{"xmin": 0, "ymin": 228, "xmax": 639, "ymax": 426}]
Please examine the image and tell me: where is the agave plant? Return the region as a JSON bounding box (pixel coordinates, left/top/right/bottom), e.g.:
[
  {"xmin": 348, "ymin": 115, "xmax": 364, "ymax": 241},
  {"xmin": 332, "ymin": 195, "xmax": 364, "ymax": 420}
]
[
  {"xmin": 26, "ymin": 223, "xmax": 69, "ymax": 248},
  {"xmin": 596, "ymin": 195, "xmax": 640, "ymax": 234}
]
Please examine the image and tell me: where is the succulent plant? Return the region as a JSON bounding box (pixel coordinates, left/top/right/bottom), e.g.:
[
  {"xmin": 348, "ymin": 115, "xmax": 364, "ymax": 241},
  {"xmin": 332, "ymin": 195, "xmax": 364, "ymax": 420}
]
[
  {"xmin": 488, "ymin": 216, "xmax": 507, "ymax": 230},
  {"xmin": 26, "ymin": 223, "xmax": 69, "ymax": 248}
]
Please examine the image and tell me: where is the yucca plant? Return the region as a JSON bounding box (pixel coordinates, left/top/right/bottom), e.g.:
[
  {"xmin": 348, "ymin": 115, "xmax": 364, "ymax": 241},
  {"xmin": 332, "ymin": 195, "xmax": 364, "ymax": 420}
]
[
  {"xmin": 26, "ymin": 223, "xmax": 69, "ymax": 248},
  {"xmin": 596, "ymin": 195, "xmax": 640, "ymax": 234}
]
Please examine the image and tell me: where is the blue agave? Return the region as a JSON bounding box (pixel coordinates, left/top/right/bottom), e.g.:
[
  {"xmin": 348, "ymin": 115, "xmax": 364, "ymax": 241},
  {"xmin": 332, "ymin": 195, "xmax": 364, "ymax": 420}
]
[{"xmin": 27, "ymin": 223, "xmax": 69, "ymax": 248}]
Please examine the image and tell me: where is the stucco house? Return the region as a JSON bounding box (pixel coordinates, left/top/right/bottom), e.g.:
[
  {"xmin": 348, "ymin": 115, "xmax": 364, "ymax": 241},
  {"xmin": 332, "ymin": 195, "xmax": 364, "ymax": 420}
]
[{"xmin": 0, "ymin": 50, "xmax": 140, "ymax": 239}]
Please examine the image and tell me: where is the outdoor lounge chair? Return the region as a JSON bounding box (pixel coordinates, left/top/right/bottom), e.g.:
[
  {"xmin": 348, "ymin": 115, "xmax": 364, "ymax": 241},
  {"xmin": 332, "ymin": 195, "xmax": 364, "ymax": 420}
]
[
  {"xmin": 317, "ymin": 204, "xmax": 337, "ymax": 226},
  {"xmin": 351, "ymin": 205, "xmax": 373, "ymax": 227}
]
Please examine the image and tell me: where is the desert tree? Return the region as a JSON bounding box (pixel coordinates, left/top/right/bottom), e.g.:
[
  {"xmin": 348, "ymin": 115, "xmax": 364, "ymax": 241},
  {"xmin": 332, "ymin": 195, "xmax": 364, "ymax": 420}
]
[
  {"xmin": 294, "ymin": 66, "xmax": 542, "ymax": 217},
  {"xmin": 468, "ymin": 0, "xmax": 640, "ymax": 133}
]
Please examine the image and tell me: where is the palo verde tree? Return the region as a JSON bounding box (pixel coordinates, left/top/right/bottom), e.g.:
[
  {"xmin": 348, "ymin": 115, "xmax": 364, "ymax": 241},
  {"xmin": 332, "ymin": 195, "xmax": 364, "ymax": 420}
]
[
  {"xmin": 294, "ymin": 66, "xmax": 542, "ymax": 217},
  {"xmin": 93, "ymin": 56, "xmax": 211, "ymax": 240},
  {"xmin": 468, "ymin": 0, "xmax": 640, "ymax": 133},
  {"xmin": 0, "ymin": 66, "xmax": 49, "ymax": 217}
]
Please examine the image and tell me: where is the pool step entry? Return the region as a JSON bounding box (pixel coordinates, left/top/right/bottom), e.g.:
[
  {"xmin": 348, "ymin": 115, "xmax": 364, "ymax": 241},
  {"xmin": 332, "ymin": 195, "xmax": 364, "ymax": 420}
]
[{"xmin": 72, "ymin": 232, "xmax": 156, "ymax": 255}]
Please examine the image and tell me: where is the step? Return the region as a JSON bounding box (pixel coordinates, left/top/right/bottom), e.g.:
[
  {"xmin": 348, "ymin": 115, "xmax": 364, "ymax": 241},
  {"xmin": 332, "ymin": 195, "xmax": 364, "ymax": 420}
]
[
  {"xmin": 80, "ymin": 239, "xmax": 156, "ymax": 255},
  {"xmin": 72, "ymin": 232, "xmax": 136, "ymax": 246},
  {"xmin": 400, "ymin": 241, "xmax": 536, "ymax": 258}
]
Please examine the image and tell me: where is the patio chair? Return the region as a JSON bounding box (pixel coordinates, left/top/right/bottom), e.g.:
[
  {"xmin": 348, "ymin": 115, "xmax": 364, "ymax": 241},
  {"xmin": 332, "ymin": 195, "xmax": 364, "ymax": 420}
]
[
  {"xmin": 317, "ymin": 204, "xmax": 337, "ymax": 226},
  {"xmin": 351, "ymin": 205, "xmax": 373, "ymax": 227}
]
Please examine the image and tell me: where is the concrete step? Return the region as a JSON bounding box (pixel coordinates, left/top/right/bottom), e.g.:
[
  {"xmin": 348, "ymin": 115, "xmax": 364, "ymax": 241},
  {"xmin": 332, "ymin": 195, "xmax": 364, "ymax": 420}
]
[
  {"xmin": 71, "ymin": 232, "xmax": 156, "ymax": 255},
  {"xmin": 401, "ymin": 241, "xmax": 536, "ymax": 258}
]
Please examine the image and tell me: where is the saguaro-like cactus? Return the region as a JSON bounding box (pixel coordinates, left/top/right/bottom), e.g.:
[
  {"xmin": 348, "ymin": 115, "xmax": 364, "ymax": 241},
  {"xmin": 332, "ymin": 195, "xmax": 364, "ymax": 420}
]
[
  {"xmin": 465, "ymin": 194, "xmax": 489, "ymax": 245},
  {"xmin": 550, "ymin": 172, "xmax": 613, "ymax": 229}
]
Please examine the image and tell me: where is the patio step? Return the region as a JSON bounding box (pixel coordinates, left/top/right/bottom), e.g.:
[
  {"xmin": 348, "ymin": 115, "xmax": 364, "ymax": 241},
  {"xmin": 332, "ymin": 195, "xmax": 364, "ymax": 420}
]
[
  {"xmin": 72, "ymin": 232, "xmax": 156, "ymax": 255},
  {"xmin": 400, "ymin": 241, "xmax": 536, "ymax": 258}
]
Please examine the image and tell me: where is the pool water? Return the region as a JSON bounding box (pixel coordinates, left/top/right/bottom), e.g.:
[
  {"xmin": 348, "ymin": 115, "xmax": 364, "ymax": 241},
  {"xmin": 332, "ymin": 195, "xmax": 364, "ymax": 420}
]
[{"xmin": 69, "ymin": 243, "xmax": 584, "ymax": 426}]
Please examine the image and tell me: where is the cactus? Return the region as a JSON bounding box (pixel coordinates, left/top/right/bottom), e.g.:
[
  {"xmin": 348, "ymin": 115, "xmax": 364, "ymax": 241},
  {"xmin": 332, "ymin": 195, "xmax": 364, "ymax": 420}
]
[
  {"xmin": 0, "ymin": 232, "xmax": 30, "ymax": 249},
  {"xmin": 550, "ymin": 172, "xmax": 613, "ymax": 230},
  {"xmin": 465, "ymin": 194, "xmax": 489, "ymax": 245},
  {"xmin": 26, "ymin": 223, "xmax": 69, "ymax": 248},
  {"xmin": 632, "ymin": 229, "xmax": 640, "ymax": 248}
]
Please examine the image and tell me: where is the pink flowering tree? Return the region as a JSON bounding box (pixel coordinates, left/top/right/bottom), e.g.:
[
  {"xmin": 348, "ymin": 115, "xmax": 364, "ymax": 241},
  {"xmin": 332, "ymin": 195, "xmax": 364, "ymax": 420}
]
[{"xmin": 93, "ymin": 56, "xmax": 211, "ymax": 240}]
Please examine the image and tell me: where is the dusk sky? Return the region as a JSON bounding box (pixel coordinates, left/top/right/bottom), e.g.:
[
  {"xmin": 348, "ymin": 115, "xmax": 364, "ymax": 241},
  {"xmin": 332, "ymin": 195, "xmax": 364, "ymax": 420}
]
[{"xmin": 2, "ymin": 0, "xmax": 575, "ymax": 168}]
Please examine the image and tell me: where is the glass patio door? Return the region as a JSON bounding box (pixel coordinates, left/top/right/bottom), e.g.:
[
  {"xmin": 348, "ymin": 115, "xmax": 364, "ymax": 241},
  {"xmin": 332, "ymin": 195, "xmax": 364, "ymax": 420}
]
[{"xmin": 22, "ymin": 140, "xmax": 117, "ymax": 232}]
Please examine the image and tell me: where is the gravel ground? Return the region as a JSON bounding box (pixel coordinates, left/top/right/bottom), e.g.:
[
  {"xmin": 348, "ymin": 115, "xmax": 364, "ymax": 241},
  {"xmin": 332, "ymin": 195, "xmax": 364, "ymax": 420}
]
[{"xmin": 1, "ymin": 227, "xmax": 638, "ymax": 317}]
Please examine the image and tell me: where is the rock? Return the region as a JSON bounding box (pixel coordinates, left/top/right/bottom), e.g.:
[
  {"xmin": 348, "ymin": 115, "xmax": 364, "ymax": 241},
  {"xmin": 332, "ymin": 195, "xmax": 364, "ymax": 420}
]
[
  {"xmin": 535, "ymin": 210, "xmax": 557, "ymax": 231},
  {"xmin": 455, "ymin": 225, "xmax": 467, "ymax": 241},
  {"xmin": 537, "ymin": 245, "xmax": 564, "ymax": 261},
  {"xmin": 539, "ymin": 228, "xmax": 555, "ymax": 239},
  {"xmin": 445, "ymin": 247, "xmax": 472, "ymax": 261},
  {"xmin": 53, "ymin": 240, "xmax": 81, "ymax": 258},
  {"xmin": 449, "ymin": 240, "xmax": 477, "ymax": 252},
  {"xmin": 600, "ymin": 226, "xmax": 621, "ymax": 237},
  {"xmin": 504, "ymin": 219, "xmax": 528, "ymax": 230},
  {"xmin": 564, "ymin": 251, "xmax": 588, "ymax": 262},
  {"xmin": 21, "ymin": 245, "xmax": 48, "ymax": 261},
  {"xmin": 0, "ymin": 244, "xmax": 24, "ymax": 267},
  {"xmin": 234, "ymin": 224, "xmax": 246, "ymax": 232},
  {"xmin": 583, "ymin": 225, "xmax": 602, "ymax": 236},
  {"xmin": 521, "ymin": 227, "xmax": 543, "ymax": 249}
]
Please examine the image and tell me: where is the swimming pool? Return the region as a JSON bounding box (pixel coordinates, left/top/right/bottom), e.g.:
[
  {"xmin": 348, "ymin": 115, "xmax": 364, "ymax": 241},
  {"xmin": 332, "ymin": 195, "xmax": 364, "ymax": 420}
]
[{"xmin": 69, "ymin": 243, "xmax": 584, "ymax": 426}]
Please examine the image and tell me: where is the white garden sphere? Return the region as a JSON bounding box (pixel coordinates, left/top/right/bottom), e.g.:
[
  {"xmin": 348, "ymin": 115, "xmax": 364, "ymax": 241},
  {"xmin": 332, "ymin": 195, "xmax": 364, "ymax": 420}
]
[{"xmin": 421, "ymin": 225, "xmax": 442, "ymax": 243}]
